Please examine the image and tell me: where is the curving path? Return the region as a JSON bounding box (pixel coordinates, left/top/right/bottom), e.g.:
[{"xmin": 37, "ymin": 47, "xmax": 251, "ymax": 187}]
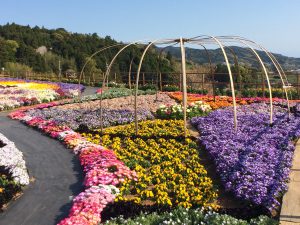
[{"xmin": 0, "ymin": 86, "xmax": 98, "ymax": 225}]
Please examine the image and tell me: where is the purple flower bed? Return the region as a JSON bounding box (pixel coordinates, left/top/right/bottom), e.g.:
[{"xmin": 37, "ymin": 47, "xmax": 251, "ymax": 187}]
[
  {"xmin": 26, "ymin": 107, "xmax": 154, "ymax": 130},
  {"xmin": 191, "ymin": 103, "xmax": 300, "ymax": 211}
]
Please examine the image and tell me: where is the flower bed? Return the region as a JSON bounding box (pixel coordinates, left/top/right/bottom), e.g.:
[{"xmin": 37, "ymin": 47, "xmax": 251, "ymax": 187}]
[
  {"xmin": 26, "ymin": 108, "xmax": 154, "ymax": 130},
  {"xmin": 0, "ymin": 78, "xmax": 84, "ymax": 111},
  {"xmin": 104, "ymin": 207, "xmax": 278, "ymax": 225},
  {"xmin": 156, "ymin": 101, "xmax": 212, "ymax": 119},
  {"xmin": 0, "ymin": 133, "xmax": 29, "ymax": 185},
  {"xmin": 168, "ymin": 92, "xmax": 284, "ymax": 110},
  {"xmin": 82, "ymin": 120, "xmax": 218, "ymax": 209},
  {"xmin": 191, "ymin": 103, "xmax": 300, "ymax": 211},
  {"xmin": 0, "ymin": 133, "xmax": 29, "ymax": 209},
  {"xmin": 0, "ymin": 167, "xmax": 22, "ymax": 210},
  {"xmin": 9, "ymin": 103, "xmax": 136, "ymax": 225},
  {"xmin": 57, "ymin": 92, "xmax": 176, "ymax": 112}
]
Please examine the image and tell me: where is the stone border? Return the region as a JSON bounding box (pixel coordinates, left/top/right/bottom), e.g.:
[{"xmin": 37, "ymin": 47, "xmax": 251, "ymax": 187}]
[{"xmin": 280, "ymin": 140, "xmax": 300, "ymax": 224}]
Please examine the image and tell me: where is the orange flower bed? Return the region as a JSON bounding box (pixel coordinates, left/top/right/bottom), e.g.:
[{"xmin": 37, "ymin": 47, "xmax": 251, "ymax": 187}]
[{"xmin": 168, "ymin": 92, "xmax": 282, "ymax": 110}]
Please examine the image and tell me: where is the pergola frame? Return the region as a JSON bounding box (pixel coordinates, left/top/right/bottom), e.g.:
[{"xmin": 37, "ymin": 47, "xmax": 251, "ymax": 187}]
[{"xmin": 80, "ymin": 36, "xmax": 291, "ymax": 137}]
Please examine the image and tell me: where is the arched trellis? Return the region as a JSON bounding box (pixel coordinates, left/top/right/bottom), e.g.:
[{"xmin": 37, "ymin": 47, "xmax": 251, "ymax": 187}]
[
  {"xmin": 91, "ymin": 36, "xmax": 290, "ymax": 137},
  {"xmin": 219, "ymin": 36, "xmax": 291, "ymax": 114}
]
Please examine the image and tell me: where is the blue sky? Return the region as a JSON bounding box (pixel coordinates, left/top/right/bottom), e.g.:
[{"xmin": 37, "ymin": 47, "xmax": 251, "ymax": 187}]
[{"xmin": 1, "ymin": 0, "xmax": 300, "ymax": 57}]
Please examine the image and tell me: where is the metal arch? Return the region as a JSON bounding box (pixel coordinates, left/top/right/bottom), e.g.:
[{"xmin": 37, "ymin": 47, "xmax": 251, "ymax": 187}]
[
  {"xmin": 179, "ymin": 37, "xmax": 188, "ymax": 137},
  {"xmin": 77, "ymin": 43, "xmax": 124, "ymax": 100},
  {"xmin": 224, "ymin": 46, "xmax": 242, "ymax": 97},
  {"xmin": 226, "ymin": 36, "xmax": 290, "ymax": 114},
  {"xmin": 134, "ymin": 39, "xmax": 178, "ymax": 135},
  {"xmin": 156, "ymin": 42, "xmax": 178, "ymax": 99},
  {"xmin": 249, "ymin": 42, "xmax": 290, "ymax": 113},
  {"xmin": 191, "ymin": 36, "xmax": 238, "ymax": 129},
  {"xmin": 78, "ymin": 43, "xmax": 124, "ymax": 85},
  {"xmin": 197, "ymin": 43, "xmax": 214, "ymax": 97},
  {"xmin": 227, "ymin": 37, "xmax": 273, "ymax": 124},
  {"xmin": 99, "ymin": 41, "xmax": 140, "ymax": 133},
  {"xmin": 223, "ymin": 36, "xmax": 290, "ymax": 90}
]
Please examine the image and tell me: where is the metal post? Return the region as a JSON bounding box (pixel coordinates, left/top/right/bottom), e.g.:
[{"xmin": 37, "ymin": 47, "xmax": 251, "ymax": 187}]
[{"xmin": 180, "ymin": 38, "xmax": 188, "ymax": 138}]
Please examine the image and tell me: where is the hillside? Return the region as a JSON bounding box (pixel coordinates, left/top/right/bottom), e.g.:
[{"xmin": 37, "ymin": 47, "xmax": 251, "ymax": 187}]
[
  {"xmin": 162, "ymin": 46, "xmax": 300, "ymax": 71},
  {"xmin": 0, "ymin": 23, "xmax": 174, "ymax": 80}
]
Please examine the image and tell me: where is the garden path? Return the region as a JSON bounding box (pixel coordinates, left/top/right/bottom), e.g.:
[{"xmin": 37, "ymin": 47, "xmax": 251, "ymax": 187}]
[
  {"xmin": 280, "ymin": 141, "xmax": 300, "ymax": 224},
  {"xmin": 0, "ymin": 86, "xmax": 97, "ymax": 225}
]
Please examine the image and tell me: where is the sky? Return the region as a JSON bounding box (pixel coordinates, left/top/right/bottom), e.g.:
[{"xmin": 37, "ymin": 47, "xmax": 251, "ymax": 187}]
[{"xmin": 1, "ymin": 0, "xmax": 300, "ymax": 57}]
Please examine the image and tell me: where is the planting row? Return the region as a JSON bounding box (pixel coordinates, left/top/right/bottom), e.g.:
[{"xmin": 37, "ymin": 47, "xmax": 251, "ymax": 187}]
[
  {"xmin": 82, "ymin": 120, "xmax": 218, "ymax": 209},
  {"xmin": 0, "ymin": 78, "xmax": 84, "ymax": 111},
  {"xmin": 0, "ymin": 133, "xmax": 29, "ymax": 209},
  {"xmin": 191, "ymin": 103, "xmax": 300, "ymax": 211}
]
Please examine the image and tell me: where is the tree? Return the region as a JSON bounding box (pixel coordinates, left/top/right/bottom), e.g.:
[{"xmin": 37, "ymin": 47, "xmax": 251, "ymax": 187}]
[{"xmin": 0, "ymin": 39, "xmax": 19, "ymax": 67}]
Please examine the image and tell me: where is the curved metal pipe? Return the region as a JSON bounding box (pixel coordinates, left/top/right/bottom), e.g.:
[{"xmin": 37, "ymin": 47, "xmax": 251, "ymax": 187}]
[
  {"xmin": 191, "ymin": 36, "xmax": 238, "ymax": 129},
  {"xmin": 224, "ymin": 46, "xmax": 242, "ymax": 97},
  {"xmin": 134, "ymin": 39, "xmax": 178, "ymax": 135},
  {"xmin": 79, "ymin": 43, "xmax": 124, "ymax": 85},
  {"xmin": 99, "ymin": 41, "xmax": 139, "ymax": 132},
  {"xmin": 227, "ymin": 37, "xmax": 273, "ymax": 124},
  {"xmin": 226, "ymin": 36, "xmax": 290, "ymax": 114}
]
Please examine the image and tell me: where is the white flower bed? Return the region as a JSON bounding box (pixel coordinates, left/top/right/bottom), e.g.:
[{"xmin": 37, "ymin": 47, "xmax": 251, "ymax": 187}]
[{"xmin": 0, "ymin": 133, "xmax": 29, "ymax": 185}]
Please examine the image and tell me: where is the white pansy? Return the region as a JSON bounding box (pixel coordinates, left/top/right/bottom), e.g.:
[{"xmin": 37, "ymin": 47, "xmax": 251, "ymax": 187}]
[{"xmin": 0, "ymin": 133, "xmax": 30, "ymax": 185}]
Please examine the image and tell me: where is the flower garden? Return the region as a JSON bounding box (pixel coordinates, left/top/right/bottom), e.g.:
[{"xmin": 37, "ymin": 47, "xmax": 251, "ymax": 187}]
[
  {"xmin": 0, "ymin": 133, "xmax": 29, "ymax": 210},
  {"xmin": 1, "ymin": 80, "xmax": 299, "ymax": 225},
  {"xmin": 0, "ymin": 78, "xmax": 84, "ymax": 111}
]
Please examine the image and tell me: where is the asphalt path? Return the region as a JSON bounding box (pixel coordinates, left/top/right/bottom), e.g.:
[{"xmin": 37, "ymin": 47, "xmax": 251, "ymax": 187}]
[{"xmin": 0, "ymin": 86, "xmax": 98, "ymax": 225}]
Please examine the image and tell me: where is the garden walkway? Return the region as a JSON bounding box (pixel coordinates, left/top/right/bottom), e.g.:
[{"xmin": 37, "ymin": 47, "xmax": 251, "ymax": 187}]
[
  {"xmin": 280, "ymin": 141, "xmax": 300, "ymax": 224},
  {"xmin": 0, "ymin": 86, "xmax": 97, "ymax": 225}
]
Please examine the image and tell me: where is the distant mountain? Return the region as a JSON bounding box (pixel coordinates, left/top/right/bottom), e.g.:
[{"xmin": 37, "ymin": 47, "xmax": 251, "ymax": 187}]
[{"xmin": 162, "ymin": 46, "xmax": 300, "ymax": 71}]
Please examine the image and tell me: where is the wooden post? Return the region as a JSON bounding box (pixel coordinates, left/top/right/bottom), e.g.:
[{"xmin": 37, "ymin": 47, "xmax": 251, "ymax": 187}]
[
  {"xmin": 297, "ymin": 74, "xmax": 300, "ymax": 98},
  {"xmin": 262, "ymin": 72, "xmax": 265, "ymax": 98},
  {"xmin": 114, "ymin": 72, "xmax": 117, "ymax": 83},
  {"xmin": 212, "ymin": 71, "xmax": 216, "ymax": 101},
  {"xmin": 142, "ymin": 73, "xmax": 145, "ymax": 86},
  {"xmin": 159, "ymin": 72, "xmax": 162, "ymax": 91},
  {"xmin": 202, "ymin": 73, "xmax": 205, "ymax": 94},
  {"xmin": 179, "ymin": 74, "xmax": 182, "ymax": 91},
  {"xmin": 128, "ymin": 71, "xmax": 131, "ymax": 89}
]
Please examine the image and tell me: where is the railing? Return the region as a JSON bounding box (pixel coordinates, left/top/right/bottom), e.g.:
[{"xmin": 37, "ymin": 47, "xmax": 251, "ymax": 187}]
[{"xmin": 1, "ymin": 71, "xmax": 300, "ymax": 99}]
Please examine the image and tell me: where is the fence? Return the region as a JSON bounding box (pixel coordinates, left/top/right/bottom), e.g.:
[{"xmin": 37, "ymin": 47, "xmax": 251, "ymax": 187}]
[{"xmin": 1, "ymin": 70, "xmax": 300, "ymax": 99}]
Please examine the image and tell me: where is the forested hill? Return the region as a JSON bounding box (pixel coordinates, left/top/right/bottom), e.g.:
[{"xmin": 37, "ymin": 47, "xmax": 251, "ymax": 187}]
[
  {"xmin": 0, "ymin": 23, "xmax": 174, "ymax": 75},
  {"xmin": 163, "ymin": 46, "xmax": 300, "ymax": 71}
]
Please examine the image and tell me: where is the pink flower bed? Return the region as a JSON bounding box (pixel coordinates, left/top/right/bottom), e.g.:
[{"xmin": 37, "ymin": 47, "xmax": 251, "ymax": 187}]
[{"xmin": 9, "ymin": 102, "xmax": 137, "ymax": 225}]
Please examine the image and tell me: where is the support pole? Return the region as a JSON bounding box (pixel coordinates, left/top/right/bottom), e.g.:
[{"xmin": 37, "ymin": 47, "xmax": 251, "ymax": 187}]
[
  {"xmin": 159, "ymin": 72, "xmax": 162, "ymax": 91},
  {"xmin": 128, "ymin": 58, "xmax": 133, "ymax": 89},
  {"xmin": 180, "ymin": 38, "xmax": 188, "ymax": 138}
]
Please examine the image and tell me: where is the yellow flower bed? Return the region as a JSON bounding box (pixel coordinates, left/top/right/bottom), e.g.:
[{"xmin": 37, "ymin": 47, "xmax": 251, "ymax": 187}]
[
  {"xmin": 82, "ymin": 120, "xmax": 218, "ymax": 209},
  {"xmin": 0, "ymin": 81, "xmax": 59, "ymax": 90}
]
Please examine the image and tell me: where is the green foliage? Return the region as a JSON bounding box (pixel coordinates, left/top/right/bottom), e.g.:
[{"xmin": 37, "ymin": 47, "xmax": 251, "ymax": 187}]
[
  {"xmin": 156, "ymin": 101, "xmax": 211, "ymax": 120},
  {"xmin": 4, "ymin": 62, "xmax": 32, "ymax": 77},
  {"xmin": 0, "ymin": 38, "xmax": 19, "ymax": 67},
  {"xmin": 0, "ymin": 23, "xmax": 174, "ymax": 77},
  {"xmin": 78, "ymin": 88, "xmax": 156, "ymax": 102},
  {"xmin": 104, "ymin": 207, "xmax": 278, "ymax": 225},
  {"xmin": 0, "ymin": 167, "xmax": 22, "ymax": 209},
  {"xmin": 162, "ymin": 85, "xmax": 180, "ymax": 92}
]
